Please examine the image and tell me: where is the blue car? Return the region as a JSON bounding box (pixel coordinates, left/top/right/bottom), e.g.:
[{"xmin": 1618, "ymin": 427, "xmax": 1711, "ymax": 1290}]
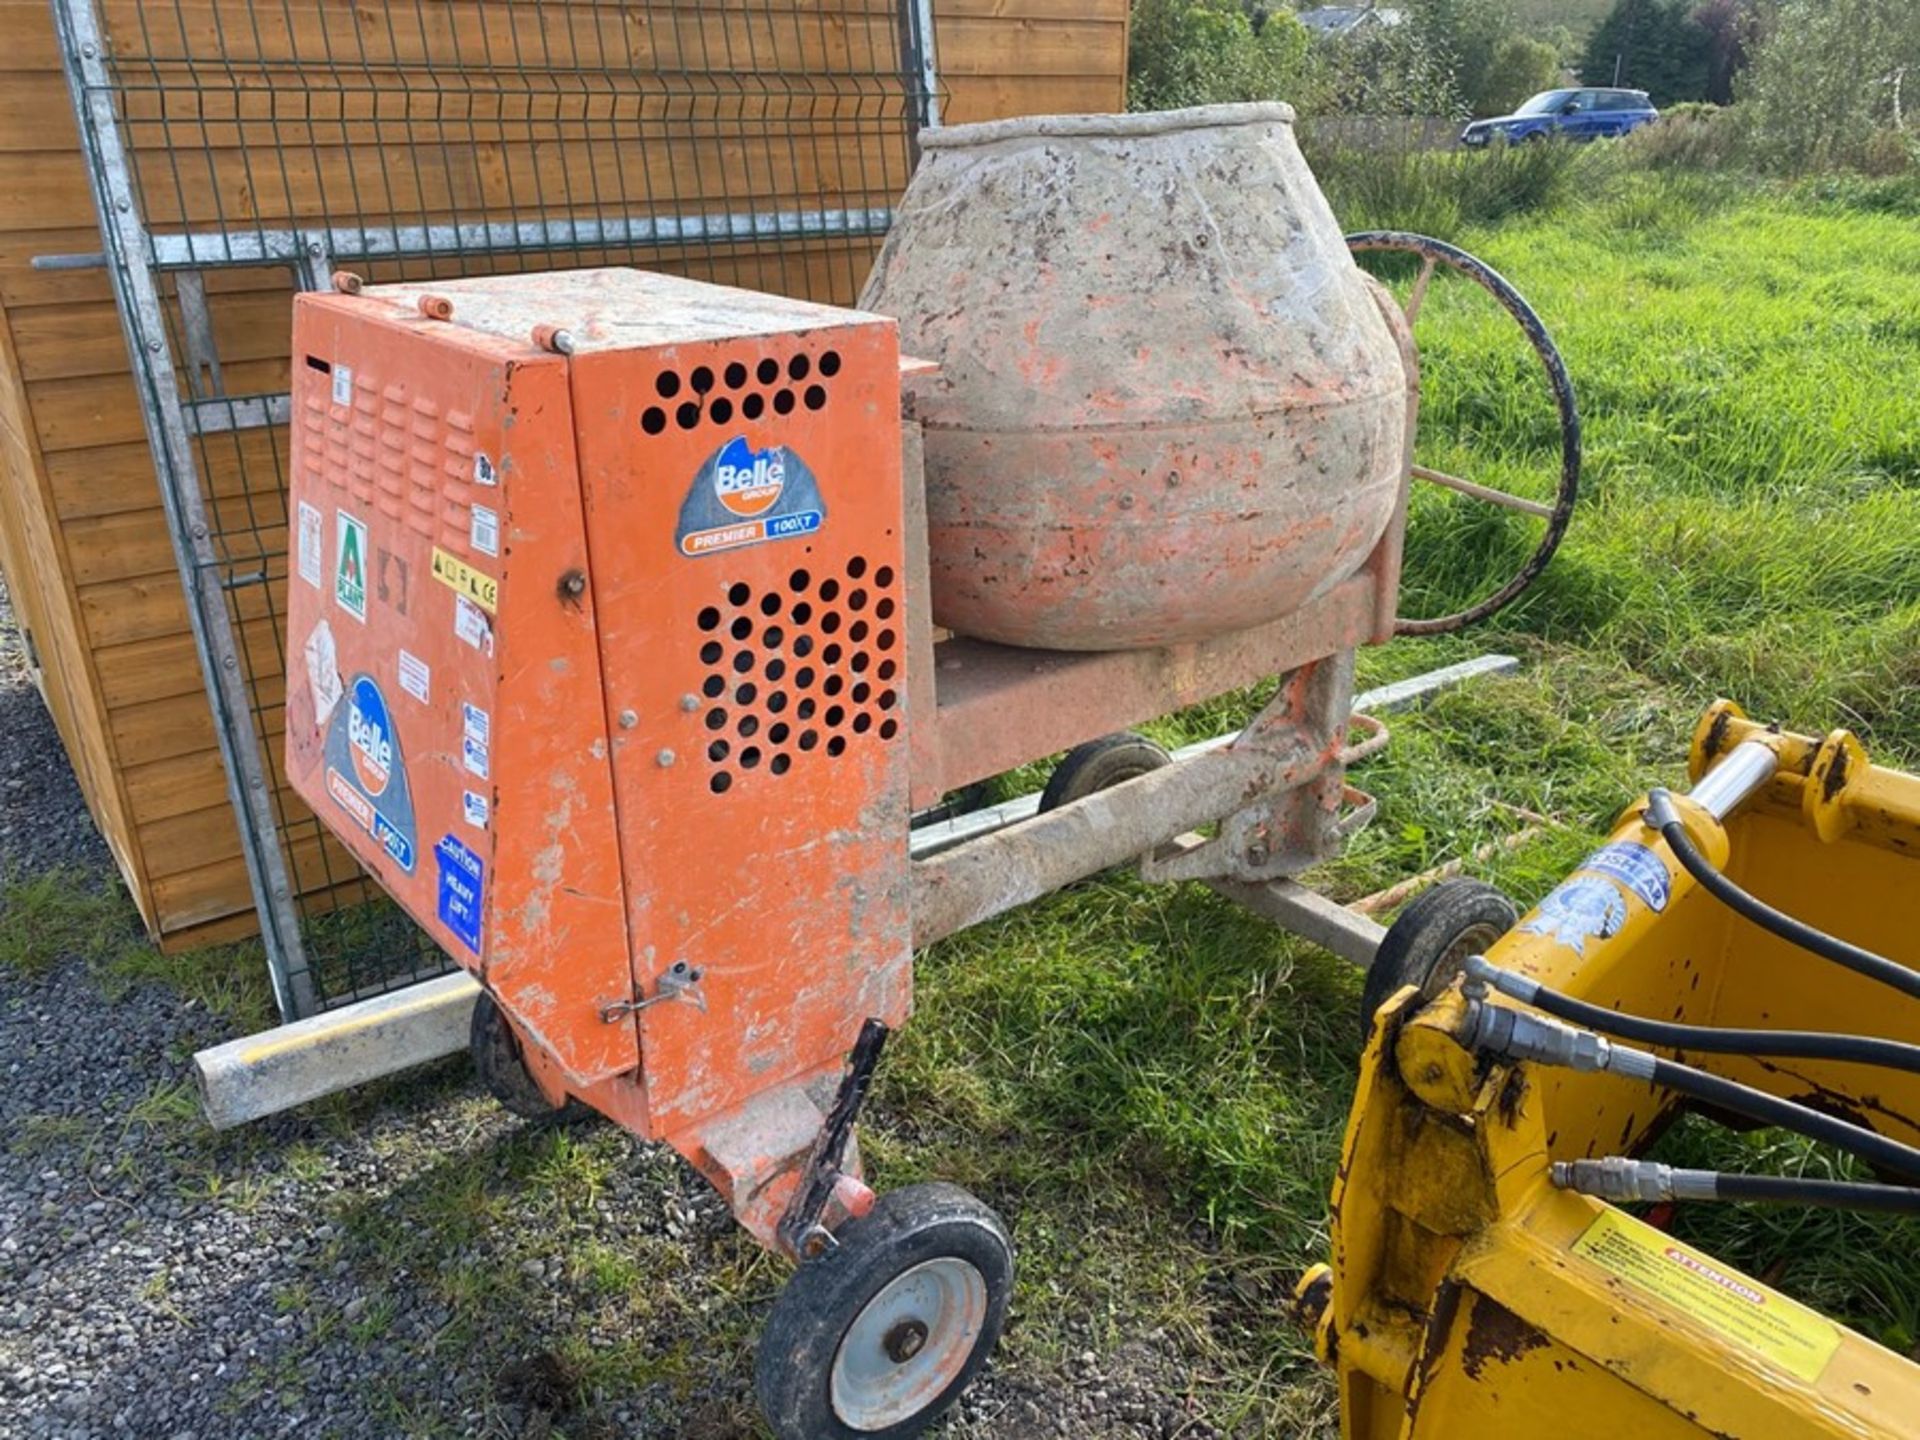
[{"xmin": 1461, "ymin": 87, "xmax": 1659, "ymax": 147}]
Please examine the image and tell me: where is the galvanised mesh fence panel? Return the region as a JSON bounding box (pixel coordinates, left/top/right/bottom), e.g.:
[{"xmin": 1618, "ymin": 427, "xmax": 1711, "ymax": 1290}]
[{"xmin": 53, "ymin": 0, "xmax": 937, "ymax": 1014}]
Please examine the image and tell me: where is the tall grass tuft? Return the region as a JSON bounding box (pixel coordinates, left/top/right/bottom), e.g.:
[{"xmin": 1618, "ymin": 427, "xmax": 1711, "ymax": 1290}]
[{"xmin": 1307, "ymin": 137, "xmax": 1619, "ymax": 237}]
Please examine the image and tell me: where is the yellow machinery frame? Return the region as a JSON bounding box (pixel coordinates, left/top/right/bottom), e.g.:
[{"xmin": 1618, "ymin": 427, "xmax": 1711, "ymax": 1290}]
[{"xmin": 1298, "ymin": 701, "xmax": 1920, "ymax": 1438}]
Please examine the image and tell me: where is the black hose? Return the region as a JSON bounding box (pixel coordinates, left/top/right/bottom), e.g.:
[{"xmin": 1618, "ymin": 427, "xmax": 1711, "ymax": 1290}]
[
  {"xmin": 1517, "ymin": 974, "xmax": 1920, "ymax": 1076},
  {"xmin": 1645, "ymin": 1052, "xmax": 1920, "ymax": 1182},
  {"xmin": 1649, "ymin": 789, "xmax": 1920, "ymax": 1001},
  {"xmin": 1715, "ymin": 1172, "xmax": 1920, "ymax": 1214}
]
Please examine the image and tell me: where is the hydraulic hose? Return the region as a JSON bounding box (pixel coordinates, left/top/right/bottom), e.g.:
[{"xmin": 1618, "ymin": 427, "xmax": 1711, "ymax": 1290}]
[
  {"xmin": 1645, "ymin": 789, "xmax": 1920, "ymax": 1001},
  {"xmin": 1462, "ymin": 957, "xmax": 1920, "ymax": 1077},
  {"xmin": 1468, "ymin": 1002, "xmax": 1920, "ymax": 1182},
  {"xmin": 1553, "ymin": 1157, "xmax": 1920, "ymax": 1214}
]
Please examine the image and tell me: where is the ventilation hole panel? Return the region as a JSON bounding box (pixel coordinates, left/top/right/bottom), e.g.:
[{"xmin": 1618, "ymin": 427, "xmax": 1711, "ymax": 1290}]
[{"xmin": 692, "ymin": 555, "xmax": 904, "ymax": 793}]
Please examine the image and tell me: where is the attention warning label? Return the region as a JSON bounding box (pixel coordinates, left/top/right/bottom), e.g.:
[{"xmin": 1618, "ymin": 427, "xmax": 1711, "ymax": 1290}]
[{"xmin": 1571, "ymin": 1210, "xmax": 1842, "ymax": 1382}]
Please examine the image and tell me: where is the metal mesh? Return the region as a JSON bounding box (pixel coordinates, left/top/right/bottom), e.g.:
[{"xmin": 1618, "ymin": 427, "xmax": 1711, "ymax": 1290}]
[{"xmin": 54, "ymin": 0, "xmax": 936, "ymax": 1014}]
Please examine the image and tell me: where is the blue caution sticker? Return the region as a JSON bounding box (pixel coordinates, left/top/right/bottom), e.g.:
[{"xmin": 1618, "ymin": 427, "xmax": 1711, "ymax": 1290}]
[
  {"xmin": 321, "ymin": 675, "xmax": 416, "ymax": 873},
  {"xmin": 1577, "ymin": 842, "xmax": 1670, "ymax": 913},
  {"xmin": 674, "ymin": 435, "xmax": 827, "ymax": 557},
  {"xmin": 435, "ymin": 833, "xmax": 485, "ymax": 954},
  {"xmin": 1521, "ymin": 878, "xmax": 1629, "ymax": 957}
]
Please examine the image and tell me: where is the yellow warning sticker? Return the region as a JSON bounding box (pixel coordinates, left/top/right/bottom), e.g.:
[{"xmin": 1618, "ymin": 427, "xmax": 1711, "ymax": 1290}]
[
  {"xmin": 430, "ymin": 547, "xmax": 498, "ymax": 614},
  {"xmin": 1571, "ymin": 1209, "xmax": 1841, "ymax": 1382}
]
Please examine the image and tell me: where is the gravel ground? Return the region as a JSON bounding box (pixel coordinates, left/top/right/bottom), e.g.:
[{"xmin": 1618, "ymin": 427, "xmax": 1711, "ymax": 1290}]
[{"xmin": 0, "ymin": 579, "xmax": 1243, "ymax": 1440}]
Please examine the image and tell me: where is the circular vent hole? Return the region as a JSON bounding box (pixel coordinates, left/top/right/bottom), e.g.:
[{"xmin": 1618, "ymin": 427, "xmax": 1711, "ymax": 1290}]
[
  {"xmin": 656, "ymin": 371, "xmax": 682, "ymax": 398},
  {"xmin": 710, "ymin": 772, "xmax": 732, "ymax": 793},
  {"xmin": 820, "ymin": 350, "xmax": 842, "ymax": 377},
  {"xmin": 827, "ymin": 735, "xmax": 847, "ymax": 757}
]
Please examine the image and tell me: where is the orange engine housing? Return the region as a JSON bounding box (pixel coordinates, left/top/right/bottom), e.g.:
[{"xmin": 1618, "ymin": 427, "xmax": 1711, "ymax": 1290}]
[{"xmin": 285, "ymin": 268, "xmax": 912, "ymax": 1143}]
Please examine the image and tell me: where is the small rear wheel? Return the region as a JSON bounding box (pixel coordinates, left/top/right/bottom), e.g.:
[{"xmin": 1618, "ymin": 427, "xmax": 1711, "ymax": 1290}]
[
  {"xmin": 469, "ymin": 990, "xmax": 587, "ymax": 1122},
  {"xmin": 1040, "ymin": 732, "xmax": 1173, "ymax": 812},
  {"xmin": 1360, "ymin": 878, "xmax": 1517, "ymax": 1042},
  {"xmin": 756, "ymin": 1183, "xmax": 1014, "ymax": 1440}
]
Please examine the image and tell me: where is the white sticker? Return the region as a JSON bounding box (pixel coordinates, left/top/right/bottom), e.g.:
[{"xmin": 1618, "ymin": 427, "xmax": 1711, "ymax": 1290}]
[
  {"xmin": 297, "ymin": 501, "xmax": 324, "ymax": 589},
  {"xmin": 470, "ymin": 505, "xmax": 499, "ymax": 558},
  {"xmin": 331, "ymin": 364, "xmax": 353, "ymax": 407},
  {"xmin": 473, "ymin": 452, "xmax": 497, "ymax": 487},
  {"xmin": 453, "ymin": 594, "xmax": 493, "ymax": 655},
  {"xmin": 463, "ymin": 790, "xmax": 490, "ymax": 828},
  {"xmin": 397, "ymin": 649, "xmax": 430, "ymax": 704},
  {"xmin": 462, "ymin": 702, "xmax": 491, "ymax": 779},
  {"xmin": 303, "ymin": 618, "xmax": 342, "ymax": 727}
]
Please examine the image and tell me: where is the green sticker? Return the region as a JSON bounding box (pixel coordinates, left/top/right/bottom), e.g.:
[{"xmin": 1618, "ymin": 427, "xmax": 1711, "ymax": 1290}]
[{"xmin": 335, "ymin": 509, "xmax": 368, "ymax": 622}]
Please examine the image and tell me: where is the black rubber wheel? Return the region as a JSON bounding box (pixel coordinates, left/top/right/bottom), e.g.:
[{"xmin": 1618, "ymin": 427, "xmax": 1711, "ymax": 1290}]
[
  {"xmin": 470, "ymin": 990, "xmax": 586, "ymax": 1122},
  {"xmin": 1039, "ymin": 732, "xmax": 1173, "ymax": 812},
  {"xmin": 756, "ymin": 1182, "xmax": 1014, "ymax": 1440},
  {"xmin": 1360, "ymin": 878, "xmax": 1518, "ymax": 1042}
]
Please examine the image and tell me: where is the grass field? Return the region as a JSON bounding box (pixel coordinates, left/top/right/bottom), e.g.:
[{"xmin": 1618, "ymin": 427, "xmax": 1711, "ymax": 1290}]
[{"xmin": 7, "ymin": 159, "xmax": 1920, "ymax": 1432}]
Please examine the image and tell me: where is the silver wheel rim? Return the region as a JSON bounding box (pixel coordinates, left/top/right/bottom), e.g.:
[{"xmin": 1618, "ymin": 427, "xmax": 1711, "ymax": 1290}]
[{"xmin": 829, "ymin": 1256, "xmax": 988, "ymax": 1431}]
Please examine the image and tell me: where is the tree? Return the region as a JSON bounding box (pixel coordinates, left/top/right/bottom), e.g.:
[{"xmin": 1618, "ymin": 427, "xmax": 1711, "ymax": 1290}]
[
  {"xmin": 1480, "ymin": 34, "xmax": 1566, "ymax": 115},
  {"xmin": 1738, "ymin": 0, "xmax": 1920, "ymax": 170},
  {"xmin": 1691, "ymin": 0, "xmax": 1753, "ymax": 105},
  {"xmin": 1580, "ymin": 0, "xmax": 1713, "ymax": 103},
  {"xmin": 1127, "ymin": 0, "xmax": 1312, "ymax": 112}
]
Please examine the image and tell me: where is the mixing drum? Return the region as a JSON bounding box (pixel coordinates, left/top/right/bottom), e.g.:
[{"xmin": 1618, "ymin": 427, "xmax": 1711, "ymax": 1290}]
[{"xmin": 862, "ymin": 102, "xmax": 1410, "ymax": 651}]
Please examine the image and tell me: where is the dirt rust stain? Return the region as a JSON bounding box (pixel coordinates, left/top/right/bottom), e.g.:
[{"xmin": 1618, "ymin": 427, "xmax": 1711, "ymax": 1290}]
[
  {"xmin": 1820, "ymin": 742, "xmax": 1850, "ymax": 804},
  {"xmin": 1459, "ymin": 1305, "xmax": 1551, "ymax": 1382},
  {"xmin": 1460, "ymin": 1296, "xmax": 1551, "ymax": 1382}
]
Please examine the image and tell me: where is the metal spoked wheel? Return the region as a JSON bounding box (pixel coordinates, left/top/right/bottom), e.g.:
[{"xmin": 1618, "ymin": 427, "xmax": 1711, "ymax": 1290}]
[
  {"xmin": 756, "ymin": 1183, "xmax": 1014, "ymax": 1440},
  {"xmin": 1346, "ymin": 231, "xmax": 1582, "ymax": 636}
]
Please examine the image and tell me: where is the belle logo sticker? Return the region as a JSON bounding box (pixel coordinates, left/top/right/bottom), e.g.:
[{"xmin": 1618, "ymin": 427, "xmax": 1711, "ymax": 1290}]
[
  {"xmin": 346, "ymin": 677, "xmax": 395, "ymax": 797},
  {"xmin": 321, "ymin": 674, "xmax": 417, "ymax": 874},
  {"xmin": 714, "ymin": 437, "xmax": 786, "ymax": 516},
  {"xmin": 676, "ymin": 435, "xmax": 825, "ymax": 557}
]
